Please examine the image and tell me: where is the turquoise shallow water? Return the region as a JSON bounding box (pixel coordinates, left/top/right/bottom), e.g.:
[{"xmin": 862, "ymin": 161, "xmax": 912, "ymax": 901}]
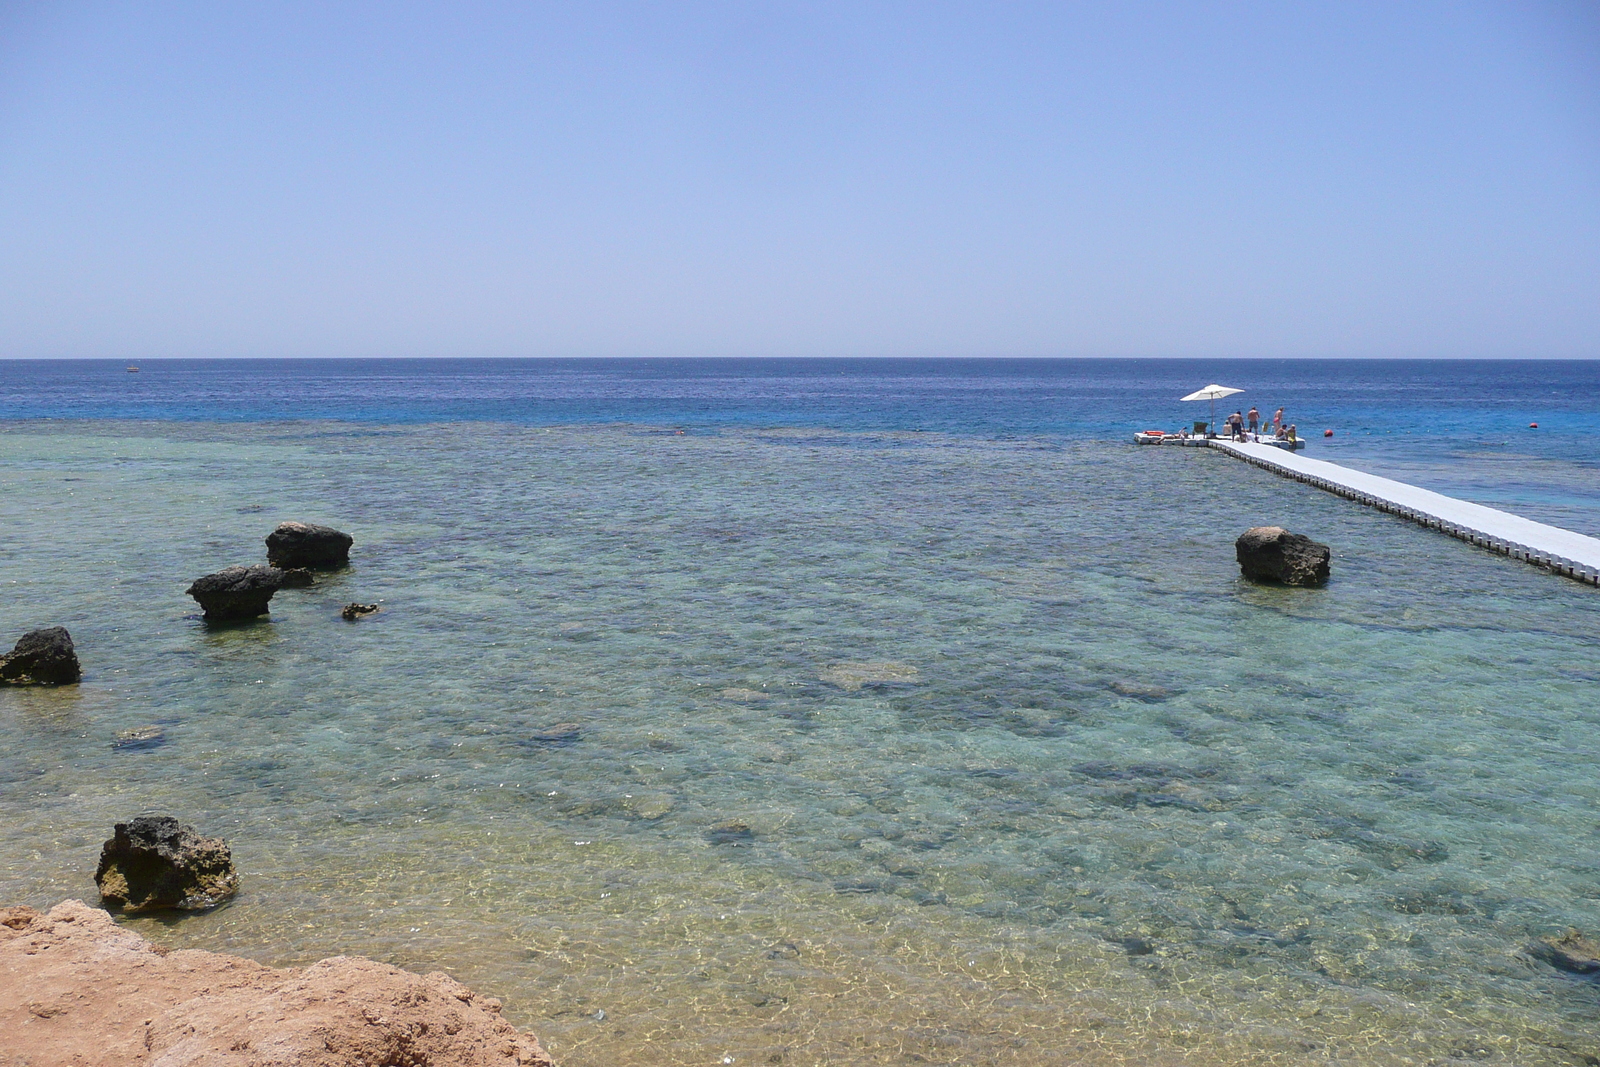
[{"xmin": 1, "ymin": 420, "xmax": 1597, "ymax": 1066}]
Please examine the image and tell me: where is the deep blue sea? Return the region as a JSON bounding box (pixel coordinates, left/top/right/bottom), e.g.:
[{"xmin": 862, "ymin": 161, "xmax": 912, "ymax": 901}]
[
  {"xmin": 3, "ymin": 358, "xmax": 1598, "ymax": 1067},
  {"xmin": 6, "ymin": 357, "xmax": 1599, "ymax": 534}
]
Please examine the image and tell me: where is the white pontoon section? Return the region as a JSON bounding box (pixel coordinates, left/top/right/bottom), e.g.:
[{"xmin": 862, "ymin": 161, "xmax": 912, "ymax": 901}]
[{"xmin": 1210, "ymin": 439, "xmax": 1600, "ymax": 586}]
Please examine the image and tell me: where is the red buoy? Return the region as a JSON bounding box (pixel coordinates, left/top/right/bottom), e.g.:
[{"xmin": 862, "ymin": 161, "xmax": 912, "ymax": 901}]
[
  {"xmin": 1529, "ymin": 423, "xmax": 1538, "ymax": 429},
  {"xmin": 1324, "ymin": 429, "xmax": 1333, "ymax": 437}
]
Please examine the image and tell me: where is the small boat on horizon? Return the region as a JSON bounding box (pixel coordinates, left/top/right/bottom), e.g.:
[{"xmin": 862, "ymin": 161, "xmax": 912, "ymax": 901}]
[{"xmin": 127, "ymin": 366, "xmax": 139, "ymax": 373}]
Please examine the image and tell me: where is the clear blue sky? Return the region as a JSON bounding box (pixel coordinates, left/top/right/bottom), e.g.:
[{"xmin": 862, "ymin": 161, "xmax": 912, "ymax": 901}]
[{"xmin": 1, "ymin": 1, "xmax": 1596, "ymax": 359}]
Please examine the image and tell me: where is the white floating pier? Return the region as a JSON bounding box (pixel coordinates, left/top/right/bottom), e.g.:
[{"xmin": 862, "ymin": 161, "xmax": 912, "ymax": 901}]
[{"xmin": 1208, "ymin": 440, "xmax": 1600, "ymax": 587}]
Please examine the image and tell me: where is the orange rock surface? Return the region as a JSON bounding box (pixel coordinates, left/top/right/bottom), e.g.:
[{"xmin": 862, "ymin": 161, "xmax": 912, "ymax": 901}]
[{"xmin": 0, "ymin": 900, "xmax": 553, "ymax": 1067}]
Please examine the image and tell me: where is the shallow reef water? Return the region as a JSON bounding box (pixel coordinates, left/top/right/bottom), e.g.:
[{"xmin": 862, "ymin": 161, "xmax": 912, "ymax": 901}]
[{"xmin": 1, "ymin": 420, "xmax": 1597, "ymax": 1066}]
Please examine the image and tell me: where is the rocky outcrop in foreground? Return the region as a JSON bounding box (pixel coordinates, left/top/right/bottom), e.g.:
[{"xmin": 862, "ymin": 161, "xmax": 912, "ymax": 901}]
[
  {"xmin": 95, "ymin": 816, "xmax": 239, "ymax": 912},
  {"xmin": 1235, "ymin": 526, "xmax": 1331, "ymax": 587},
  {"xmin": 0, "ymin": 899, "xmax": 552, "ymax": 1067},
  {"xmin": 186, "ymin": 565, "xmax": 284, "ymax": 619},
  {"xmin": 0, "ymin": 627, "xmax": 82, "ymax": 685},
  {"xmin": 266, "ymin": 522, "xmax": 354, "ymax": 569}
]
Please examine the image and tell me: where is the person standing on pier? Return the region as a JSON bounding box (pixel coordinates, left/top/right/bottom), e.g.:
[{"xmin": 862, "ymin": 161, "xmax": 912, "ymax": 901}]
[
  {"xmin": 1272, "ymin": 407, "xmax": 1285, "ymax": 434},
  {"xmin": 1247, "ymin": 406, "xmax": 1260, "ymax": 436}
]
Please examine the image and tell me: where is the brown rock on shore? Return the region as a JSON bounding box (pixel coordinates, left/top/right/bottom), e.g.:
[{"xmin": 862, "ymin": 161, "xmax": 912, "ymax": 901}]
[{"xmin": 0, "ymin": 899, "xmax": 553, "ymax": 1067}]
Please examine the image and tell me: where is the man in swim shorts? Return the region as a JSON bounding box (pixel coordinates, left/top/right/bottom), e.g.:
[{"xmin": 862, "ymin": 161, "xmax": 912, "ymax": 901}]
[{"xmin": 1247, "ymin": 406, "xmax": 1259, "ymax": 435}]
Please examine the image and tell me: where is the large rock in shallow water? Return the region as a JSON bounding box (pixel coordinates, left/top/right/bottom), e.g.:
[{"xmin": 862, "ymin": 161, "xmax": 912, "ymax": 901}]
[
  {"xmin": 95, "ymin": 816, "xmax": 239, "ymax": 912},
  {"xmin": 266, "ymin": 521, "xmax": 354, "ymax": 568},
  {"xmin": 186, "ymin": 565, "xmax": 283, "ymax": 619},
  {"xmin": 1236, "ymin": 526, "xmax": 1331, "ymax": 587},
  {"xmin": 0, "ymin": 627, "xmax": 81, "ymax": 685}
]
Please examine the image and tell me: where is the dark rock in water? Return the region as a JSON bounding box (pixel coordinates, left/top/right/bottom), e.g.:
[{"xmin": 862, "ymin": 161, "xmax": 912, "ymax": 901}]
[
  {"xmin": 278, "ymin": 567, "xmax": 315, "ymax": 588},
  {"xmin": 186, "ymin": 566, "xmax": 283, "ymax": 620},
  {"xmin": 1109, "ymin": 935, "xmax": 1155, "ymax": 956},
  {"xmin": 0, "ymin": 627, "xmax": 81, "ymax": 686},
  {"xmin": 1531, "ymin": 929, "xmax": 1600, "ymax": 976},
  {"xmin": 707, "ymin": 820, "xmax": 755, "ymax": 846},
  {"xmin": 1390, "ymin": 887, "xmax": 1475, "ymax": 915},
  {"xmin": 527, "ymin": 722, "xmax": 582, "ymax": 748},
  {"xmin": 265, "ymin": 522, "xmax": 353, "ymax": 569},
  {"xmin": 1314, "ymin": 815, "xmax": 1448, "ymax": 867},
  {"xmin": 340, "ymin": 602, "xmax": 380, "ymax": 620},
  {"xmin": 113, "ymin": 726, "xmax": 166, "ymax": 751},
  {"xmin": 1106, "ymin": 680, "xmax": 1175, "ymax": 702},
  {"xmin": 94, "ymin": 816, "xmax": 239, "ymax": 912},
  {"xmin": 1072, "ymin": 761, "xmax": 1213, "ymax": 784},
  {"xmin": 1236, "ymin": 526, "xmax": 1331, "ymax": 587}
]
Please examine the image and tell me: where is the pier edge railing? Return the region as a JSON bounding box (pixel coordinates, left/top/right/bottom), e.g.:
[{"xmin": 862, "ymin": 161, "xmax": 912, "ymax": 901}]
[{"xmin": 1207, "ymin": 440, "xmax": 1600, "ymax": 587}]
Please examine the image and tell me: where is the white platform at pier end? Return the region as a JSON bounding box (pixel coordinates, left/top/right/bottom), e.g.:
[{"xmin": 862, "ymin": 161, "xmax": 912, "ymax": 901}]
[{"xmin": 1209, "ymin": 440, "xmax": 1600, "ymax": 586}]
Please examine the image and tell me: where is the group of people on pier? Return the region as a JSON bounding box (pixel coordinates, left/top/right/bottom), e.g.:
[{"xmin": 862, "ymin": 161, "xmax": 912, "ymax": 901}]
[{"xmin": 1223, "ymin": 405, "xmax": 1294, "ymax": 443}]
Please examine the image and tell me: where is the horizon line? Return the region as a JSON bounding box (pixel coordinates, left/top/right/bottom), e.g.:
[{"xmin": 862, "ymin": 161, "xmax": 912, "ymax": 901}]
[{"xmin": 4, "ymin": 354, "xmax": 1597, "ymax": 363}]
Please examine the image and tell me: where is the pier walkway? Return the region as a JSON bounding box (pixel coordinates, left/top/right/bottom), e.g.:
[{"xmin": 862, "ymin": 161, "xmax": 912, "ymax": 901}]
[{"xmin": 1209, "ymin": 440, "xmax": 1600, "ymax": 586}]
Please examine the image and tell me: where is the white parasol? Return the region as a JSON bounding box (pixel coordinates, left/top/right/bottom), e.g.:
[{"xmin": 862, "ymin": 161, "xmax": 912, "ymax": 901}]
[{"xmin": 1180, "ymin": 384, "xmax": 1244, "ymax": 435}]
